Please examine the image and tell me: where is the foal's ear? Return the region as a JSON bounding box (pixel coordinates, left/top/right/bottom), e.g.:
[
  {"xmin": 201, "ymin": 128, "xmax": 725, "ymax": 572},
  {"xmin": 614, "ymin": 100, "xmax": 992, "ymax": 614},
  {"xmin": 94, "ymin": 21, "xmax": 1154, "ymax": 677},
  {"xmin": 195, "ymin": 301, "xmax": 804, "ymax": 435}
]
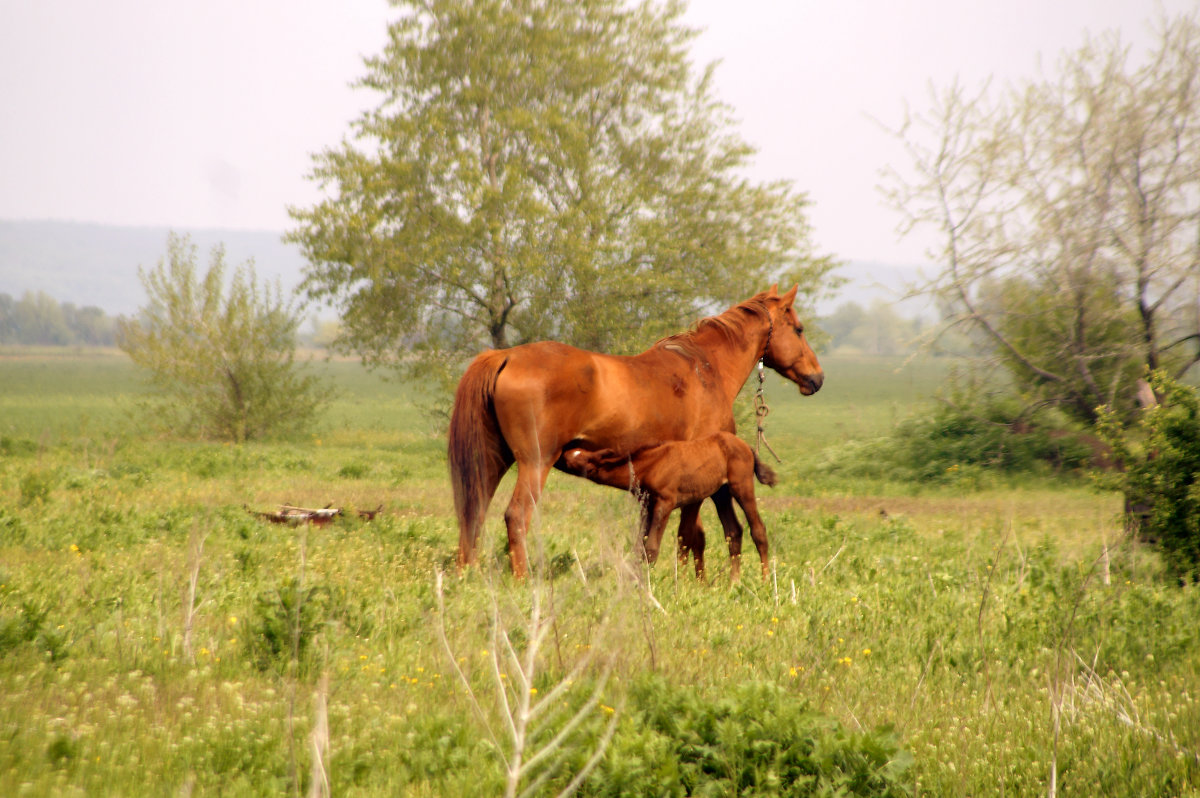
[{"xmin": 767, "ymin": 283, "xmax": 779, "ymax": 297}]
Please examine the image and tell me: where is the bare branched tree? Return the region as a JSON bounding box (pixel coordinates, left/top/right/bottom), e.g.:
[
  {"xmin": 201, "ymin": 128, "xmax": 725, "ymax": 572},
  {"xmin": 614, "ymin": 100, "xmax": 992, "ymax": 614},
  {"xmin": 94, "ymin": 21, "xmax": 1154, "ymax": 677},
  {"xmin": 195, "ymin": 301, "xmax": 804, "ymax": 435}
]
[{"xmin": 885, "ymin": 12, "xmax": 1200, "ymax": 424}]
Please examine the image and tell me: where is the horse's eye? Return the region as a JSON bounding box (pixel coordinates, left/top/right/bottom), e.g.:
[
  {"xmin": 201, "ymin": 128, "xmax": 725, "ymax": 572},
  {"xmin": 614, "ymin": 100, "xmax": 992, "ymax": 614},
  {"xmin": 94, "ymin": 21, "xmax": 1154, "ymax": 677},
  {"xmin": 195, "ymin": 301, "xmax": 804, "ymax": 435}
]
[{"xmin": 794, "ymin": 325, "xmax": 805, "ymax": 336}]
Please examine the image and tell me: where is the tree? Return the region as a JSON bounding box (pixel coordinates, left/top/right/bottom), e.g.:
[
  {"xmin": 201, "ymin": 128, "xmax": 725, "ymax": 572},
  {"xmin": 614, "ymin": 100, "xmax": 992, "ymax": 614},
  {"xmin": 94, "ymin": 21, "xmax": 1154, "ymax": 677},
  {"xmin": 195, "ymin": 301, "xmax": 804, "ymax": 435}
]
[
  {"xmin": 62, "ymin": 303, "xmax": 116, "ymax": 346},
  {"xmin": 821, "ymin": 299, "xmax": 923, "ymax": 356},
  {"xmin": 0, "ymin": 294, "xmax": 14, "ymax": 343},
  {"xmin": 117, "ymin": 234, "xmax": 328, "ymax": 443},
  {"xmin": 288, "ymin": 0, "xmax": 837, "ymax": 382},
  {"xmin": 1097, "ymin": 371, "xmax": 1200, "ymax": 581},
  {"xmin": 11, "ymin": 292, "xmax": 72, "ymax": 346},
  {"xmin": 884, "ymin": 12, "xmax": 1200, "ymax": 426}
]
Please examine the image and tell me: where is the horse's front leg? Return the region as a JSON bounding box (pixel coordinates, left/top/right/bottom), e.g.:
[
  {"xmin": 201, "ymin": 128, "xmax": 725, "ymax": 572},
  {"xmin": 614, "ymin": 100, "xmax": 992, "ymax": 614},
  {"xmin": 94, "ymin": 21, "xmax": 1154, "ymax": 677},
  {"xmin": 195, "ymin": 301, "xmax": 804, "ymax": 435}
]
[
  {"xmin": 503, "ymin": 457, "xmax": 554, "ymax": 579},
  {"xmin": 676, "ymin": 502, "xmax": 706, "ymax": 580}
]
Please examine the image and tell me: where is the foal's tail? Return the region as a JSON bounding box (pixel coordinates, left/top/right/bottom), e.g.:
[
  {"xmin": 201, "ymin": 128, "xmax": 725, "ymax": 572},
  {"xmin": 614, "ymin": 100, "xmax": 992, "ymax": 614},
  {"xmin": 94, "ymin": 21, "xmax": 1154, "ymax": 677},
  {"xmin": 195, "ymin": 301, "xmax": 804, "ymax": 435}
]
[
  {"xmin": 753, "ymin": 453, "xmax": 778, "ymax": 488},
  {"xmin": 448, "ymin": 350, "xmax": 510, "ymax": 570}
]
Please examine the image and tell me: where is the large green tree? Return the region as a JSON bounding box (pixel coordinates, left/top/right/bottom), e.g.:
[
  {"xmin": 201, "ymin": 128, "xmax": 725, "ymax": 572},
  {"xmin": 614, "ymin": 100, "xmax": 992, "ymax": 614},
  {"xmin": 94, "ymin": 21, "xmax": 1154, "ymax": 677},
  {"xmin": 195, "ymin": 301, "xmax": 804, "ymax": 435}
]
[
  {"xmin": 117, "ymin": 234, "xmax": 328, "ymax": 443},
  {"xmin": 288, "ymin": 0, "xmax": 836, "ymax": 380},
  {"xmin": 885, "ymin": 12, "xmax": 1200, "ymax": 425}
]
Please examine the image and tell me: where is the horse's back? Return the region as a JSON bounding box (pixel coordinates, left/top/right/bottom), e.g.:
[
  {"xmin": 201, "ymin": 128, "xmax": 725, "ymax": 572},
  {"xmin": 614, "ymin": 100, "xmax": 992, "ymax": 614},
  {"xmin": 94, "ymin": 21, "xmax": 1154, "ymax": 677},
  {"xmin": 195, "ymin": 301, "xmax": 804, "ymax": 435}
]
[{"xmin": 490, "ymin": 341, "xmax": 710, "ymax": 456}]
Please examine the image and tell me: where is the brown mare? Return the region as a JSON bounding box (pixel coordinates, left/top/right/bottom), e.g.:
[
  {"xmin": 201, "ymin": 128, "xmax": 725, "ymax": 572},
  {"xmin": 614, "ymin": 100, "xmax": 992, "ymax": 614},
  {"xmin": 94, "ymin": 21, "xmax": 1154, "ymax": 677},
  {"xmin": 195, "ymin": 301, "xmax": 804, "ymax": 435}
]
[
  {"xmin": 562, "ymin": 432, "xmax": 778, "ymax": 581},
  {"xmin": 447, "ymin": 284, "xmax": 823, "ymax": 578}
]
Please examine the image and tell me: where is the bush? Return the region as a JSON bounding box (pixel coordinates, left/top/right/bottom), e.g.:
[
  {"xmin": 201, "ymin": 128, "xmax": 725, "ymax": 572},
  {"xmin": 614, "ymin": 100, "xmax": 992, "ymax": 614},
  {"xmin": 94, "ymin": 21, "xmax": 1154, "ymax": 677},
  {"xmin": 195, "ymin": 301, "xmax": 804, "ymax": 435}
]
[
  {"xmin": 18, "ymin": 469, "xmax": 57, "ymax": 507},
  {"xmin": 117, "ymin": 233, "xmax": 330, "ymax": 443},
  {"xmin": 583, "ymin": 677, "xmax": 912, "ymax": 797},
  {"xmin": 1097, "ymin": 370, "xmax": 1200, "ymax": 581},
  {"xmin": 822, "ymin": 399, "xmax": 1095, "ymax": 487},
  {"xmin": 245, "ymin": 578, "xmax": 330, "ymax": 675}
]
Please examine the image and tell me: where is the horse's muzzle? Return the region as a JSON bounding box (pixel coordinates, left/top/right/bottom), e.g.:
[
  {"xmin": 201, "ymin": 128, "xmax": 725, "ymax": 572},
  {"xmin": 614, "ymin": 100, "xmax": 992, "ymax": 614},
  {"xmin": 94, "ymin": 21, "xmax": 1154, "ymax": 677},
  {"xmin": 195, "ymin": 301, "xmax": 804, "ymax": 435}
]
[{"xmin": 799, "ymin": 371, "xmax": 824, "ymax": 395}]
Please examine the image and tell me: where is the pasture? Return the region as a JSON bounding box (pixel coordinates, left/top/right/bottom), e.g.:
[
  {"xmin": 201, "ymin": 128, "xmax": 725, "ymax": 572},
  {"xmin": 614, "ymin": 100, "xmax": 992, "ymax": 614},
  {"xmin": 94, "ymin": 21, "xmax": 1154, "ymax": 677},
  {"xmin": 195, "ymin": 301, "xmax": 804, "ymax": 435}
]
[{"xmin": 1, "ymin": 349, "xmax": 1198, "ymax": 796}]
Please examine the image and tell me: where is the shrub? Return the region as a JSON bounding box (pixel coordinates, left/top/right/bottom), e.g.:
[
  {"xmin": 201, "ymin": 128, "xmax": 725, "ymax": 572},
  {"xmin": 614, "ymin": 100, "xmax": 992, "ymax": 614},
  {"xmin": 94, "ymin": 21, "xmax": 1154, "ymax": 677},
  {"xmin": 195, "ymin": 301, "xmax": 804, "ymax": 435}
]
[
  {"xmin": 245, "ymin": 578, "xmax": 330, "ymax": 675},
  {"xmin": 117, "ymin": 233, "xmax": 330, "ymax": 443},
  {"xmin": 18, "ymin": 469, "xmax": 56, "ymax": 506},
  {"xmin": 0, "ymin": 436, "xmax": 38, "ymax": 457},
  {"xmin": 583, "ymin": 677, "xmax": 912, "ymax": 797},
  {"xmin": 822, "ymin": 399, "xmax": 1095, "ymax": 486},
  {"xmin": 1097, "ymin": 370, "xmax": 1200, "ymax": 581}
]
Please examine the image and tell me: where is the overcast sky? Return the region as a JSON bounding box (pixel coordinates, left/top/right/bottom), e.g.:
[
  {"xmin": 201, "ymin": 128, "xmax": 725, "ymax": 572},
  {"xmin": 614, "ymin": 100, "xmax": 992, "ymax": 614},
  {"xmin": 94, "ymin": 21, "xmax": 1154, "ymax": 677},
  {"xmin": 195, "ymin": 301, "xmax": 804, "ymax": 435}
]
[{"xmin": 1, "ymin": 0, "xmax": 1192, "ymax": 267}]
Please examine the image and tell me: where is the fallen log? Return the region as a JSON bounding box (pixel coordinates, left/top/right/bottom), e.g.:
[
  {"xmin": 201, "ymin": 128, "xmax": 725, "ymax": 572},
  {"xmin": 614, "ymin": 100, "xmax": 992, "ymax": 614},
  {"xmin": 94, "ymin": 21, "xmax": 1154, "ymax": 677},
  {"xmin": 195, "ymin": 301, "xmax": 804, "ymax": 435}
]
[
  {"xmin": 245, "ymin": 503, "xmax": 384, "ymax": 526},
  {"xmin": 246, "ymin": 504, "xmax": 343, "ymax": 526}
]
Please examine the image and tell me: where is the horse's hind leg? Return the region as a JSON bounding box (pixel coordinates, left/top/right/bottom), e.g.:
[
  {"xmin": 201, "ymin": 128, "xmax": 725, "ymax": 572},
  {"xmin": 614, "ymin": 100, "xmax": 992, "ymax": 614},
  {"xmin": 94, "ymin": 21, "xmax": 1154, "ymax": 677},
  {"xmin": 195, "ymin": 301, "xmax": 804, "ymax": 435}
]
[
  {"xmin": 710, "ymin": 485, "xmax": 745, "ymax": 582},
  {"xmin": 457, "ymin": 452, "xmax": 512, "ymax": 570},
  {"xmin": 503, "ymin": 457, "xmax": 553, "ymax": 579}
]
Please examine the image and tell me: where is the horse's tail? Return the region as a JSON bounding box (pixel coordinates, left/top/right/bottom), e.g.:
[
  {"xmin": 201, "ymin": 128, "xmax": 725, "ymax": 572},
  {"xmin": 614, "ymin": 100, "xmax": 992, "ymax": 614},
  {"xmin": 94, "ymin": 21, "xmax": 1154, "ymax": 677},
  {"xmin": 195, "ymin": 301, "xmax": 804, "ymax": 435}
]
[
  {"xmin": 753, "ymin": 452, "xmax": 778, "ymax": 488},
  {"xmin": 448, "ymin": 350, "xmax": 510, "ymax": 570}
]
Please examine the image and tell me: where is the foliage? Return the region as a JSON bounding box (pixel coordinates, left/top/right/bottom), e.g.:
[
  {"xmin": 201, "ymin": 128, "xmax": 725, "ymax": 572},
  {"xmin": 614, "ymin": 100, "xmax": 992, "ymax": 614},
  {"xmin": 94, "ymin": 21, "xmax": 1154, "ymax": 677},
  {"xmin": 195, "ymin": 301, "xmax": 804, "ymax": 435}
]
[
  {"xmin": 117, "ymin": 233, "xmax": 329, "ymax": 442},
  {"xmin": 585, "ymin": 677, "xmax": 911, "ymax": 797},
  {"xmin": 245, "ymin": 577, "xmax": 331, "ymax": 675},
  {"xmin": 991, "ymin": 273, "xmax": 1146, "ymax": 423},
  {"xmin": 821, "ymin": 395, "xmax": 1096, "ymax": 487},
  {"xmin": 289, "ymin": 0, "xmax": 838, "ymax": 386},
  {"xmin": 820, "ymin": 300, "xmax": 925, "ymax": 356},
  {"xmin": 0, "ymin": 291, "xmax": 117, "ymax": 346},
  {"xmin": 17, "ymin": 468, "xmax": 57, "ymax": 507},
  {"xmin": 1097, "ymin": 370, "xmax": 1200, "ymax": 581},
  {"xmin": 885, "ymin": 11, "xmax": 1200, "ymax": 426}
]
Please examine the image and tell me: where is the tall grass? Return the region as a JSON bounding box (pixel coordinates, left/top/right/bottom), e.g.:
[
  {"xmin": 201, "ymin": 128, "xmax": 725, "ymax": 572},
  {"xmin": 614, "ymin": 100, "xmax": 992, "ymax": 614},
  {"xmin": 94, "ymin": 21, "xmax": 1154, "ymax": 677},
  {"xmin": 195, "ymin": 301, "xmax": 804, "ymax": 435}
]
[{"xmin": 0, "ymin": 350, "xmax": 1196, "ymax": 796}]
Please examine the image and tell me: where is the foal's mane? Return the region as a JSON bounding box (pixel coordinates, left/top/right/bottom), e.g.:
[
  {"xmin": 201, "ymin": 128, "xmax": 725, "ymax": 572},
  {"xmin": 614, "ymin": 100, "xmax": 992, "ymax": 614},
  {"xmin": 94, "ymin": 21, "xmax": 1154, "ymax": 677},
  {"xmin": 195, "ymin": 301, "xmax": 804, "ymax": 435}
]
[{"xmin": 652, "ymin": 296, "xmax": 771, "ymax": 358}]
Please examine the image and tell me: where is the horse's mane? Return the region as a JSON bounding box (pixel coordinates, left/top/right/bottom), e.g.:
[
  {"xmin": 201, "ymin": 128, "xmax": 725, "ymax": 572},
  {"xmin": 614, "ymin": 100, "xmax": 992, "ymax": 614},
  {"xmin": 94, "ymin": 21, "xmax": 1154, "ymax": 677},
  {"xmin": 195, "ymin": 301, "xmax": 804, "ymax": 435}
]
[{"xmin": 652, "ymin": 295, "xmax": 771, "ymax": 359}]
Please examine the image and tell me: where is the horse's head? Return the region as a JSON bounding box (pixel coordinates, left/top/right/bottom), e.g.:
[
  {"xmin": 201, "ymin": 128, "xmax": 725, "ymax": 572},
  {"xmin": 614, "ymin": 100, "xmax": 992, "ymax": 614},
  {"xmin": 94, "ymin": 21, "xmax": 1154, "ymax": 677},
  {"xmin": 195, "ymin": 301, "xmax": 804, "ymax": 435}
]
[{"xmin": 761, "ymin": 284, "xmax": 824, "ymax": 396}]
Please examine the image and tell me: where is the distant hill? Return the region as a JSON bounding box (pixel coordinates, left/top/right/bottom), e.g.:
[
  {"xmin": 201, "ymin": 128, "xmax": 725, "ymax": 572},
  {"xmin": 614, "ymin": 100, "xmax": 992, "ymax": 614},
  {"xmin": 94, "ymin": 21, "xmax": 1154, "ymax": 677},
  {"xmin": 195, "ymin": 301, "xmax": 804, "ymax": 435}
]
[
  {"xmin": 0, "ymin": 220, "xmax": 308, "ymax": 316},
  {"xmin": 0, "ymin": 218, "xmax": 930, "ymax": 319}
]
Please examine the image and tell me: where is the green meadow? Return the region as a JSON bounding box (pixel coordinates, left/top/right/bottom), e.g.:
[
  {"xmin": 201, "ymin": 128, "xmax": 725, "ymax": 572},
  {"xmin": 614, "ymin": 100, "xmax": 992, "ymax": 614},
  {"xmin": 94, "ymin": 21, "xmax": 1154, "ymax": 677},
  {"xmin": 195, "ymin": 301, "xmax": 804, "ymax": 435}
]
[{"xmin": 1, "ymin": 349, "xmax": 1198, "ymax": 796}]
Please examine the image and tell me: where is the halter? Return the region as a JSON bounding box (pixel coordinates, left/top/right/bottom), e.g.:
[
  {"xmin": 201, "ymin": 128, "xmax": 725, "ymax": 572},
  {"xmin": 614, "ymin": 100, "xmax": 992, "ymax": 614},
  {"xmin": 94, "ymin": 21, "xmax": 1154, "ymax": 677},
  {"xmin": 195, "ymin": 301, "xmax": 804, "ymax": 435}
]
[{"xmin": 754, "ymin": 315, "xmax": 781, "ymax": 463}]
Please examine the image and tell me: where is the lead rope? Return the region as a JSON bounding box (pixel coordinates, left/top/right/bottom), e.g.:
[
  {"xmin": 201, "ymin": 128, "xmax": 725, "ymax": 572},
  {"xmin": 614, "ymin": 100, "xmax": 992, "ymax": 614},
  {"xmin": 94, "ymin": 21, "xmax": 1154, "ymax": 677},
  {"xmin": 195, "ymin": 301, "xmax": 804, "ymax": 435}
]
[{"xmin": 753, "ymin": 360, "xmax": 781, "ymax": 464}]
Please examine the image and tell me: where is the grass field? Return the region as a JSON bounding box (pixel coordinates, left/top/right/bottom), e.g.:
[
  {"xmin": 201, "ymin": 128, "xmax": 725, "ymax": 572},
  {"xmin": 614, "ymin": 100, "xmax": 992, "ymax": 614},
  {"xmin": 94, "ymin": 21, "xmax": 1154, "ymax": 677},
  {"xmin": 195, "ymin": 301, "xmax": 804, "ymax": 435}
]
[{"xmin": 1, "ymin": 349, "xmax": 1197, "ymax": 796}]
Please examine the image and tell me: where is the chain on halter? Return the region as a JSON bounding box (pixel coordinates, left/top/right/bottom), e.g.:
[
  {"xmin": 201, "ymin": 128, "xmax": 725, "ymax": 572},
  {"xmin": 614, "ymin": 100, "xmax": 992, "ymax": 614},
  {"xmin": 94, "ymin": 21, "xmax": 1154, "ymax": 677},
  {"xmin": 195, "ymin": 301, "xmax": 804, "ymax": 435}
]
[
  {"xmin": 754, "ymin": 362, "xmax": 781, "ymax": 464},
  {"xmin": 754, "ymin": 316, "xmax": 782, "ymax": 464}
]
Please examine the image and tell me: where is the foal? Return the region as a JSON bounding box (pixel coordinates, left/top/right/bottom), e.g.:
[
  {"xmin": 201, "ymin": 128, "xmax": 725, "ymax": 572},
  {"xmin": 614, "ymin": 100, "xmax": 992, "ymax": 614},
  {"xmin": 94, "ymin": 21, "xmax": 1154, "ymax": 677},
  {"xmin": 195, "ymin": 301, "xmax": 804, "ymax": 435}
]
[{"xmin": 562, "ymin": 432, "xmax": 777, "ymax": 580}]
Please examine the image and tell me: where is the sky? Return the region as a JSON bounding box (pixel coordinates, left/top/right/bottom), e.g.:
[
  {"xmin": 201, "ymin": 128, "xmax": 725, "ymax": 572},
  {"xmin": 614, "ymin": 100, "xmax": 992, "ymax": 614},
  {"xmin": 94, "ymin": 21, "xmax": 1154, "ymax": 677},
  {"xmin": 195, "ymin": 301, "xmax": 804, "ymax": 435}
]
[{"xmin": 0, "ymin": 0, "xmax": 1194, "ymax": 269}]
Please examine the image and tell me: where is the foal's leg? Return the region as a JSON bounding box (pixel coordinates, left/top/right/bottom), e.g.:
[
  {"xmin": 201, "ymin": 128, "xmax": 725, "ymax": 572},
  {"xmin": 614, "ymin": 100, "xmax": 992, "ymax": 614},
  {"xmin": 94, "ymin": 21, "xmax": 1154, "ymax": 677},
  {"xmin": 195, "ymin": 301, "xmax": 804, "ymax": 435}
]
[
  {"xmin": 676, "ymin": 503, "xmax": 706, "ymax": 579},
  {"xmin": 642, "ymin": 496, "xmax": 675, "ymax": 564},
  {"xmin": 729, "ymin": 478, "xmax": 770, "ymax": 580},
  {"xmin": 710, "ymin": 485, "xmax": 745, "ymax": 582}
]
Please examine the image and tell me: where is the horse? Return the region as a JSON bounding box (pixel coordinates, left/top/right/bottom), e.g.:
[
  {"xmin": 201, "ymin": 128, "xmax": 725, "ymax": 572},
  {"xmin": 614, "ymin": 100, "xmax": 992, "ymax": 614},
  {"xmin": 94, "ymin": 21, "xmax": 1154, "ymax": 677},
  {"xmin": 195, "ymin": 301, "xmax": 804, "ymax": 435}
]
[
  {"xmin": 562, "ymin": 432, "xmax": 778, "ymax": 581},
  {"xmin": 447, "ymin": 284, "xmax": 823, "ymax": 578}
]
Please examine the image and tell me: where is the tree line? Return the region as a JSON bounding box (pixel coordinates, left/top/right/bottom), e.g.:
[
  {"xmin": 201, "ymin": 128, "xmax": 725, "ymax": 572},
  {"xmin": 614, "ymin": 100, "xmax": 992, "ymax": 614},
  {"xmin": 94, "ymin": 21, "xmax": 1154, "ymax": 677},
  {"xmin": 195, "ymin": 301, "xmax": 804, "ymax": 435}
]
[{"xmin": 0, "ymin": 292, "xmax": 119, "ymax": 347}]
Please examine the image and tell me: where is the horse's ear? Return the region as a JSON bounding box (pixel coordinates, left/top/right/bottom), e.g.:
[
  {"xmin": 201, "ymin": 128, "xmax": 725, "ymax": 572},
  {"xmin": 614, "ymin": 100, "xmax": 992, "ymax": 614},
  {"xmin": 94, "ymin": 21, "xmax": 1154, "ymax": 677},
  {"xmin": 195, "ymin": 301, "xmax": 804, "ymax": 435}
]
[
  {"xmin": 780, "ymin": 284, "xmax": 798, "ymax": 307},
  {"xmin": 767, "ymin": 284, "xmax": 779, "ymax": 297}
]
